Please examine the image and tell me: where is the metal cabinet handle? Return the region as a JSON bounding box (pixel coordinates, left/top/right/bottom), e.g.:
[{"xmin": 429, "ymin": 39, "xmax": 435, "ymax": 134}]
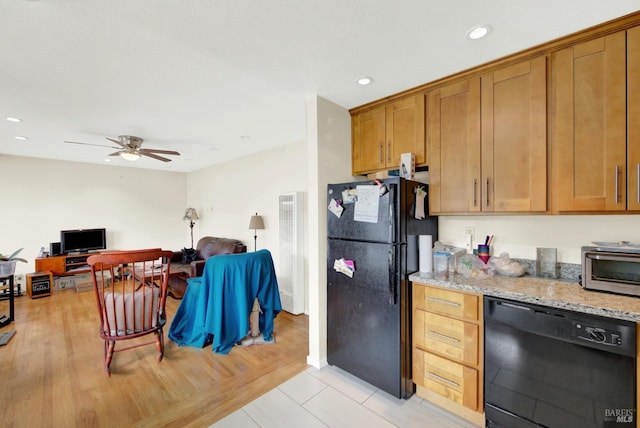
[
  {"xmin": 426, "ymin": 296, "xmax": 460, "ymax": 307},
  {"xmin": 615, "ymin": 165, "xmax": 619, "ymax": 204},
  {"xmin": 427, "ymin": 329, "xmax": 460, "ymax": 343},
  {"xmin": 485, "ymin": 177, "xmax": 490, "ymax": 207},
  {"xmin": 472, "ymin": 179, "xmax": 477, "ymax": 207},
  {"xmin": 387, "ymin": 141, "xmax": 391, "ymax": 163},
  {"xmin": 426, "ymin": 371, "xmax": 459, "ymax": 387},
  {"xmin": 379, "ymin": 143, "xmax": 383, "ymax": 163}
]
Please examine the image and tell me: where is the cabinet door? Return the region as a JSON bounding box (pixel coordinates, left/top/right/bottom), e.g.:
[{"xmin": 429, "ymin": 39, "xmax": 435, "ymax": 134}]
[
  {"xmin": 386, "ymin": 94, "xmax": 426, "ymax": 166},
  {"xmin": 628, "ymin": 26, "xmax": 640, "ymax": 211},
  {"xmin": 352, "ymin": 106, "xmax": 386, "ymax": 174},
  {"xmin": 428, "ymin": 77, "xmax": 481, "ymax": 213},
  {"xmin": 481, "ymin": 56, "xmax": 547, "ymax": 212},
  {"xmin": 554, "ymin": 32, "xmax": 626, "ymax": 211},
  {"xmin": 35, "ymin": 256, "xmax": 64, "ymax": 276}
]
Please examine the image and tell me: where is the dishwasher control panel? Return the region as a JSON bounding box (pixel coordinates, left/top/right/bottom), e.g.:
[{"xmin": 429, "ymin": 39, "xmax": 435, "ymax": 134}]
[{"xmin": 574, "ymin": 323, "xmax": 623, "ymax": 346}]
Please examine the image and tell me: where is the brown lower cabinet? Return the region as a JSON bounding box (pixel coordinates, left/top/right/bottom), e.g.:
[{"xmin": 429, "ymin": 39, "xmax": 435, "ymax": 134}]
[{"xmin": 412, "ymin": 282, "xmax": 484, "ymax": 426}]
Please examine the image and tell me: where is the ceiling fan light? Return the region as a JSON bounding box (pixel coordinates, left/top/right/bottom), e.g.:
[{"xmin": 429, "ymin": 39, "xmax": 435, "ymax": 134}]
[{"xmin": 120, "ymin": 151, "xmax": 140, "ymax": 161}]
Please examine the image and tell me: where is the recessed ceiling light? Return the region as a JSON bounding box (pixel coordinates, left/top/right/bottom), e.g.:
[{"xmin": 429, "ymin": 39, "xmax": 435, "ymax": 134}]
[
  {"xmin": 466, "ymin": 25, "xmax": 492, "ymax": 40},
  {"xmin": 6, "ymin": 117, "xmax": 22, "ymax": 123},
  {"xmin": 357, "ymin": 76, "xmax": 374, "ymax": 86},
  {"xmin": 239, "ymin": 136, "xmax": 250, "ymax": 140},
  {"xmin": 14, "ymin": 136, "xmax": 28, "ymax": 141}
]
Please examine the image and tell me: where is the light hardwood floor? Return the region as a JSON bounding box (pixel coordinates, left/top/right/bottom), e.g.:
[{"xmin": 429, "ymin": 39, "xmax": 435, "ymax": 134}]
[{"xmin": 0, "ymin": 286, "xmax": 309, "ymax": 427}]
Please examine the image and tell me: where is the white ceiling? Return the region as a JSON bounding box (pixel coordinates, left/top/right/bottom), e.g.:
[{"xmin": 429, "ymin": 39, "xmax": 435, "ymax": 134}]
[{"xmin": 1, "ymin": 1, "xmax": 638, "ymax": 172}]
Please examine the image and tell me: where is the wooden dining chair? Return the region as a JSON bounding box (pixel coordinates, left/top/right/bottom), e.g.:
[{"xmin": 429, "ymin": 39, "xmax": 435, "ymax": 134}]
[{"xmin": 87, "ymin": 249, "xmax": 173, "ymax": 376}]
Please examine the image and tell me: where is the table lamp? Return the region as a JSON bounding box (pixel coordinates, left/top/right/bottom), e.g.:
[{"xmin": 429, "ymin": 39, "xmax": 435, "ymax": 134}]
[
  {"xmin": 182, "ymin": 207, "xmax": 199, "ymax": 249},
  {"xmin": 248, "ymin": 213, "xmax": 264, "ymax": 251}
]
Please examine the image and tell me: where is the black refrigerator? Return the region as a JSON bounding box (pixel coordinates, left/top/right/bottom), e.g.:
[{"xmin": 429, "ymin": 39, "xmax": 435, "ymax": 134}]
[{"xmin": 326, "ymin": 177, "xmax": 438, "ymax": 399}]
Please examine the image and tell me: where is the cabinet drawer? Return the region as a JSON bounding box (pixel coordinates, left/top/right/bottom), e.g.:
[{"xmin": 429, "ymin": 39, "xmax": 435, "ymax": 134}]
[
  {"xmin": 414, "ymin": 309, "xmax": 479, "ymax": 366},
  {"xmin": 413, "ymin": 349, "xmax": 479, "ymax": 411},
  {"xmin": 414, "ymin": 284, "xmax": 479, "ymax": 321}
]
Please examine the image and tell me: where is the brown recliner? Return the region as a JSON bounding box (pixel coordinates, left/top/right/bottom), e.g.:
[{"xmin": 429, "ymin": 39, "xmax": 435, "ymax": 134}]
[
  {"xmin": 169, "ymin": 237, "xmax": 247, "ymax": 299},
  {"xmin": 190, "ymin": 236, "xmax": 247, "ymax": 277}
]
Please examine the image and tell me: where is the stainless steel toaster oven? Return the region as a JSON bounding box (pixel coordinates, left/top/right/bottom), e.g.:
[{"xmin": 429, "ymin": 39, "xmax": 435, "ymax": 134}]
[{"xmin": 582, "ymin": 243, "xmax": 640, "ymax": 297}]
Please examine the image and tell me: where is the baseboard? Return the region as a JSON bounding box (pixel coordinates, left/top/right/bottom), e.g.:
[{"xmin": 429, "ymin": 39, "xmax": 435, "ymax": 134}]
[{"xmin": 306, "ymin": 355, "xmax": 327, "ymax": 369}]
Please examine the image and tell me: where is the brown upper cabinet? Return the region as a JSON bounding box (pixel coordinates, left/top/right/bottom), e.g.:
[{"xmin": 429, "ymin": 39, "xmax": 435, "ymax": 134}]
[
  {"xmin": 352, "ymin": 94, "xmax": 425, "ymax": 175},
  {"xmin": 629, "ymin": 26, "xmax": 640, "ymax": 211},
  {"xmin": 553, "ymin": 31, "xmax": 627, "ymax": 212},
  {"xmin": 427, "ymin": 77, "xmax": 481, "ymax": 213},
  {"xmin": 429, "ymin": 57, "xmax": 547, "ymax": 214}
]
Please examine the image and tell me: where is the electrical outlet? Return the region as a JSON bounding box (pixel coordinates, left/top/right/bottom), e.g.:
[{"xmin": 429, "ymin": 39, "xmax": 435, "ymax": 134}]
[{"xmin": 464, "ymin": 226, "xmax": 474, "ymax": 253}]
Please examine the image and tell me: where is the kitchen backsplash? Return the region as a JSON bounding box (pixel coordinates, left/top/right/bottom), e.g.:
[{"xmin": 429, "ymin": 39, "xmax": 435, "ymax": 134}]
[{"xmin": 512, "ymin": 258, "xmax": 581, "ymax": 283}]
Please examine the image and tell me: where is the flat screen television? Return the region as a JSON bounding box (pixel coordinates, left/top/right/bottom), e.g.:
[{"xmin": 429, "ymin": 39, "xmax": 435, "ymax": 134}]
[{"xmin": 60, "ymin": 228, "xmax": 107, "ymax": 254}]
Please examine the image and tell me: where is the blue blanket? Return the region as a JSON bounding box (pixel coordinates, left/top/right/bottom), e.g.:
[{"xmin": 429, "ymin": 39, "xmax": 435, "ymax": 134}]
[{"xmin": 168, "ymin": 249, "xmax": 282, "ymax": 354}]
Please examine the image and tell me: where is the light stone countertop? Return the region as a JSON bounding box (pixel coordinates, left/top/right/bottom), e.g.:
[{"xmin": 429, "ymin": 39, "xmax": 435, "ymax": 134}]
[{"xmin": 409, "ymin": 271, "xmax": 640, "ymax": 322}]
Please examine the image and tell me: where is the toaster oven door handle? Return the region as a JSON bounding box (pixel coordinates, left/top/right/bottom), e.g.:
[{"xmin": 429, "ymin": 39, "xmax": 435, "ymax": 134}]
[{"xmin": 586, "ymin": 253, "xmax": 639, "ymax": 262}]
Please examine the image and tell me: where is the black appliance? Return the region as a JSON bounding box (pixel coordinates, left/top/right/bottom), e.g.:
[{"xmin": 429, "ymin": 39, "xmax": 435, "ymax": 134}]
[
  {"xmin": 326, "ymin": 177, "xmax": 438, "ymax": 399},
  {"xmin": 60, "ymin": 228, "xmax": 107, "ymax": 254},
  {"xmin": 485, "ymin": 296, "xmax": 637, "ymax": 428},
  {"xmin": 582, "ymin": 243, "xmax": 640, "ymax": 297},
  {"xmin": 50, "ymin": 241, "xmax": 61, "ymax": 256}
]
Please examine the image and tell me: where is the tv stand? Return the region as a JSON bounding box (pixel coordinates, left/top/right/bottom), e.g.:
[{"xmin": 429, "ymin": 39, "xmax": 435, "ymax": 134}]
[{"xmin": 35, "ymin": 252, "xmax": 102, "ymax": 277}]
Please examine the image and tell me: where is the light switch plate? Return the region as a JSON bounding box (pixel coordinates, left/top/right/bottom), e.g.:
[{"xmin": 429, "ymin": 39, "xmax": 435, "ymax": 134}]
[{"xmin": 464, "ymin": 226, "xmax": 474, "ymax": 253}]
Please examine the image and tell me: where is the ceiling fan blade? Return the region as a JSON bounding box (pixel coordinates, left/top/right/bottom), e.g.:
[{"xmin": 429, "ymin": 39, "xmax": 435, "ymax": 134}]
[
  {"xmin": 141, "ymin": 151, "xmax": 172, "ymax": 162},
  {"xmin": 106, "ymin": 137, "xmax": 126, "ymax": 148},
  {"xmin": 140, "ymin": 148, "xmax": 180, "ymax": 156},
  {"xmin": 108, "ymin": 151, "xmax": 123, "ymax": 157},
  {"xmin": 64, "ymin": 140, "xmax": 120, "ymax": 149}
]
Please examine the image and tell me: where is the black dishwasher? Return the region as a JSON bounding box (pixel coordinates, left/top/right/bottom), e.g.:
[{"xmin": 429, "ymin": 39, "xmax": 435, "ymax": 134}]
[{"xmin": 484, "ymin": 296, "xmax": 636, "ymax": 428}]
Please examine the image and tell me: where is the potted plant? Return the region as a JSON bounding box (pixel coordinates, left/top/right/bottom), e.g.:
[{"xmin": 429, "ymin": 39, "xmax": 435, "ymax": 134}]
[{"xmin": 0, "ymin": 248, "xmax": 27, "ymax": 277}]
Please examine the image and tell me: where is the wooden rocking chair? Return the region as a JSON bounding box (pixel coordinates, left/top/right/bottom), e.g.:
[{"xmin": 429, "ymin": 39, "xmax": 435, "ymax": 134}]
[{"xmin": 87, "ymin": 249, "xmax": 173, "ymax": 376}]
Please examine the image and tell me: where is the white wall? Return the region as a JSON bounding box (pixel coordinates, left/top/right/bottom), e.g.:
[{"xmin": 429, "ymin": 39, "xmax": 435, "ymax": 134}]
[
  {"xmin": 438, "ymin": 215, "xmax": 640, "ymax": 264},
  {"xmin": 1, "ymin": 155, "xmax": 187, "ymax": 280},
  {"xmin": 186, "ymin": 141, "xmax": 307, "ymax": 251},
  {"xmin": 306, "ymin": 95, "xmax": 355, "ymax": 368},
  {"xmin": 186, "ymin": 139, "xmax": 309, "ymax": 302}
]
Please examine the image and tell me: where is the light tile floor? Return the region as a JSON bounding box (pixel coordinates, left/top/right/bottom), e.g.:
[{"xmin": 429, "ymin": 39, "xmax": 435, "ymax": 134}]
[{"xmin": 211, "ymin": 365, "xmax": 480, "ymax": 428}]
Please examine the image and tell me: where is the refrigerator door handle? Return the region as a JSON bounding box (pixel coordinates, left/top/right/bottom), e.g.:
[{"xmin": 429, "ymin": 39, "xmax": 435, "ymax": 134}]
[
  {"xmin": 388, "ymin": 247, "xmax": 398, "ymax": 305},
  {"xmin": 388, "ymin": 184, "xmax": 396, "ymax": 243}
]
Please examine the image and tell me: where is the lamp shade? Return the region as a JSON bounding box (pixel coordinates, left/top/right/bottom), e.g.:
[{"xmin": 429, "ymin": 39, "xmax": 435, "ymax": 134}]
[
  {"xmin": 249, "ymin": 214, "xmax": 264, "ymax": 230},
  {"xmin": 183, "ymin": 207, "xmax": 199, "ymax": 221}
]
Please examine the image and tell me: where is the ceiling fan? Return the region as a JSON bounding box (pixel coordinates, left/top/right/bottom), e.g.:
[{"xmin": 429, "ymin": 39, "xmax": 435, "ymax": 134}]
[{"xmin": 64, "ymin": 135, "xmax": 180, "ymax": 162}]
